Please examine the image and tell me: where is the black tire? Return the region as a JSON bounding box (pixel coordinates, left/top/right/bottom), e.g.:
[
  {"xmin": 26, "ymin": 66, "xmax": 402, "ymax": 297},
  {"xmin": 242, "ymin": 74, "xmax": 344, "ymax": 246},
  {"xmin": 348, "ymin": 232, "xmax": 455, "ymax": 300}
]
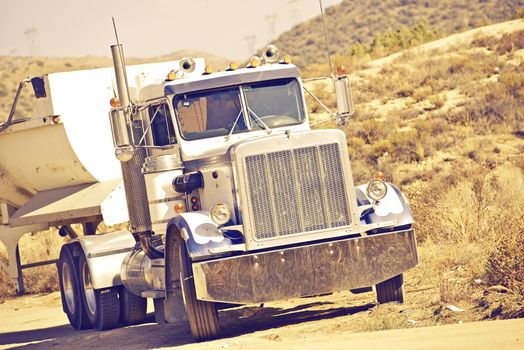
[
  {"xmin": 79, "ymin": 254, "xmax": 121, "ymax": 330},
  {"xmin": 179, "ymin": 241, "xmax": 220, "ymax": 341},
  {"xmin": 376, "ymin": 274, "xmax": 405, "ymax": 304},
  {"xmin": 57, "ymin": 247, "xmax": 91, "ymax": 330},
  {"xmin": 119, "ymin": 286, "xmax": 147, "ymax": 326}
]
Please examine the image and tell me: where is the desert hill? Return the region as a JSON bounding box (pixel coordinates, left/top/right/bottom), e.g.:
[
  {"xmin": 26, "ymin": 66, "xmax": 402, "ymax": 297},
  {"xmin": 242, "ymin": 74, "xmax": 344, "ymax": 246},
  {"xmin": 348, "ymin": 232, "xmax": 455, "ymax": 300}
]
[
  {"xmin": 272, "ymin": 0, "xmax": 524, "ymax": 66},
  {"xmin": 304, "ymin": 19, "xmax": 524, "ymax": 318}
]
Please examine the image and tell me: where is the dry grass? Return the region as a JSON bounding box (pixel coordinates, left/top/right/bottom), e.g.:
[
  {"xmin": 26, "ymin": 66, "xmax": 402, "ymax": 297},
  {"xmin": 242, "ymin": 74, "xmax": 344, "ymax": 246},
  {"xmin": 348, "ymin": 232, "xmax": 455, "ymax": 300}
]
[{"xmin": 0, "ymin": 229, "xmax": 66, "ymax": 297}]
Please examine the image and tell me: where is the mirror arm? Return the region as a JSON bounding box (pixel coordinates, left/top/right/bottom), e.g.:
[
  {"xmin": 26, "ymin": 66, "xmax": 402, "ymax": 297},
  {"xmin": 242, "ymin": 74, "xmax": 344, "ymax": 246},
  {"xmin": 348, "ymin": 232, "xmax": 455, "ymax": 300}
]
[{"xmin": 302, "ymin": 85, "xmax": 334, "ymax": 115}]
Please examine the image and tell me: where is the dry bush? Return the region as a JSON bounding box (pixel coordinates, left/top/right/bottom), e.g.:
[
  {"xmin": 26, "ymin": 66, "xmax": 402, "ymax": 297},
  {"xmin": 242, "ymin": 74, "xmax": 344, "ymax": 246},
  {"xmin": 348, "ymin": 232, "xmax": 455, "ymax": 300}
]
[
  {"xmin": 446, "ymin": 63, "xmax": 524, "ymax": 134},
  {"xmin": 429, "ymin": 94, "xmax": 447, "ymax": 109},
  {"xmin": 388, "ymin": 129, "xmax": 428, "ymax": 163},
  {"xmin": 495, "ymin": 30, "xmax": 524, "ymax": 54},
  {"xmin": 347, "ymin": 136, "xmax": 366, "ymax": 159},
  {"xmin": 413, "ymin": 164, "xmax": 524, "ymax": 245},
  {"xmin": 412, "ymin": 85, "xmax": 433, "ymax": 102},
  {"xmin": 355, "ymin": 119, "xmax": 390, "ymax": 144},
  {"xmin": 424, "ymin": 242, "xmax": 485, "ymax": 303},
  {"xmin": 485, "ymin": 227, "xmax": 524, "ymax": 295},
  {"xmin": 413, "ymin": 117, "xmax": 449, "ymax": 137}
]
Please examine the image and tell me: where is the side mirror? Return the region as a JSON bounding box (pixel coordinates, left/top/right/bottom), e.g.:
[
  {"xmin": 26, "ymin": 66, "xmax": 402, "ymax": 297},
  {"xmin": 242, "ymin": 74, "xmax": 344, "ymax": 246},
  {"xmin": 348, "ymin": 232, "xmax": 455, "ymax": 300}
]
[
  {"xmin": 333, "ymin": 75, "xmax": 354, "ymax": 127},
  {"xmin": 109, "ymin": 109, "xmax": 134, "ymax": 162}
]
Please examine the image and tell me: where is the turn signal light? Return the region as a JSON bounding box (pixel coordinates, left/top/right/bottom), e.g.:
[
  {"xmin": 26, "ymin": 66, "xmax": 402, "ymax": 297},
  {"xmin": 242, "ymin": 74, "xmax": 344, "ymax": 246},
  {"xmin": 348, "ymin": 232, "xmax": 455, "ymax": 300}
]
[
  {"xmin": 373, "ymin": 171, "xmax": 385, "ymax": 181},
  {"xmin": 336, "ymin": 65, "xmax": 348, "ymax": 75},
  {"xmin": 110, "ymin": 97, "xmax": 120, "ymax": 107},
  {"xmin": 174, "ymin": 202, "xmax": 184, "ymax": 214}
]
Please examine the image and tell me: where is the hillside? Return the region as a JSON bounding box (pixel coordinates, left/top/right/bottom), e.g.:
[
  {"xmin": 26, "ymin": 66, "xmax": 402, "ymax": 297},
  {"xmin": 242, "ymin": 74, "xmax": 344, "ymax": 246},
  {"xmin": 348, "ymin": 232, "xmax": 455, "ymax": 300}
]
[
  {"xmin": 272, "ymin": 0, "xmax": 524, "ymax": 67},
  {"xmin": 0, "ymin": 51, "xmax": 230, "ymax": 121},
  {"xmin": 305, "ymin": 19, "xmax": 524, "ymax": 318}
]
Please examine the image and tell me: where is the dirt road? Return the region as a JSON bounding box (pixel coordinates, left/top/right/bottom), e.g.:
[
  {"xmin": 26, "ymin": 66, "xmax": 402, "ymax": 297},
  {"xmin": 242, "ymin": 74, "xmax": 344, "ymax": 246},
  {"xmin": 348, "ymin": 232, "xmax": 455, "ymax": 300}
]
[{"xmin": 0, "ymin": 291, "xmax": 522, "ymax": 350}]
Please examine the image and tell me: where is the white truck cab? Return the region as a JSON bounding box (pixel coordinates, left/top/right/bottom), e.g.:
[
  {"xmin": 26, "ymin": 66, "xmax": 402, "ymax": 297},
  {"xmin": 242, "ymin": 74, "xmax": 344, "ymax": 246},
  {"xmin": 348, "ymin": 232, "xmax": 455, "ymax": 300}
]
[{"xmin": 0, "ymin": 44, "xmax": 418, "ymax": 341}]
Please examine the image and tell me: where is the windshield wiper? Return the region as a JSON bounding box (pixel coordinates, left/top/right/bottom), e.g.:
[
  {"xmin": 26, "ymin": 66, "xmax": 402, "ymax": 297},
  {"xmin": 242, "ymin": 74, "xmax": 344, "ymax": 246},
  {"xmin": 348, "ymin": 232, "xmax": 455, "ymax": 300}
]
[
  {"xmin": 225, "ymin": 109, "xmax": 245, "ymax": 140},
  {"xmin": 247, "ymin": 107, "xmax": 271, "ymax": 134}
]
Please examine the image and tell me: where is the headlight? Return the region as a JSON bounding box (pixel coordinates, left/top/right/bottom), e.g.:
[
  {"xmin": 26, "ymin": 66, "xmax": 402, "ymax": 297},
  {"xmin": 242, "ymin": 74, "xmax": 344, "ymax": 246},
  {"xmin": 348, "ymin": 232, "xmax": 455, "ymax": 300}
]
[
  {"xmin": 366, "ymin": 180, "xmax": 387, "ymax": 201},
  {"xmin": 210, "ymin": 203, "xmax": 232, "ymax": 225}
]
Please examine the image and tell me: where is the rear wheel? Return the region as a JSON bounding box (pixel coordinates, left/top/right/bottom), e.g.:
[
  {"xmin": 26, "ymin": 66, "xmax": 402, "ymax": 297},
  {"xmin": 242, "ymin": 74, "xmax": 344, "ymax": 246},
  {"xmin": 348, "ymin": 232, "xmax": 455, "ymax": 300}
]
[
  {"xmin": 179, "ymin": 241, "xmax": 220, "ymax": 341},
  {"xmin": 79, "ymin": 254, "xmax": 120, "ymax": 330},
  {"xmin": 376, "ymin": 274, "xmax": 405, "ymax": 304},
  {"xmin": 119, "ymin": 286, "xmax": 147, "ymax": 326},
  {"xmin": 57, "ymin": 248, "xmax": 91, "ymax": 330}
]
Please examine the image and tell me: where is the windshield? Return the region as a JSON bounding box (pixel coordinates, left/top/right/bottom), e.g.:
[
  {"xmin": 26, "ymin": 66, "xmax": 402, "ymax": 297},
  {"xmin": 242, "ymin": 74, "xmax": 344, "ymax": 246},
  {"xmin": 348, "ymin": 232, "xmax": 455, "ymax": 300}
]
[{"xmin": 174, "ymin": 78, "xmax": 304, "ymax": 140}]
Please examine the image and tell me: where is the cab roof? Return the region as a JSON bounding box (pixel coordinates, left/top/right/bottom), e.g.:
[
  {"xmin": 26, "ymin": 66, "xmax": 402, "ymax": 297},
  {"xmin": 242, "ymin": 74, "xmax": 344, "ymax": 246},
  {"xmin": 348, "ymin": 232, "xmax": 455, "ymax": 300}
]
[{"xmin": 163, "ymin": 63, "xmax": 301, "ymax": 96}]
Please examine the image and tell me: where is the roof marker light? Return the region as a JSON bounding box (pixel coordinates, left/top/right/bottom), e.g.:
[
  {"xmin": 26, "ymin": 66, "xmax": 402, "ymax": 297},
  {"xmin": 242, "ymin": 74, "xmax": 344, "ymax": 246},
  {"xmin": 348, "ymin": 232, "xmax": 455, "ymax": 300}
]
[
  {"xmin": 166, "ymin": 70, "xmax": 176, "ymax": 81},
  {"xmin": 226, "ymin": 62, "xmax": 239, "ymax": 71},
  {"xmin": 281, "ymin": 55, "xmax": 292, "ymax": 64},
  {"xmin": 247, "ymin": 56, "xmax": 261, "ymax": 68},
  {"xmin": 204, "ymin": 65, "xmax": 215, "ymax": 75}
]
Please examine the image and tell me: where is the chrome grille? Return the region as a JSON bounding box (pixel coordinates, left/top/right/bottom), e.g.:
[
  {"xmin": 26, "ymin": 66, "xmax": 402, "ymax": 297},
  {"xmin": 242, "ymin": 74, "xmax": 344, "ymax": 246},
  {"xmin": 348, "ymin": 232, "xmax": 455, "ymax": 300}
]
[{"xmin": 244, "ymin": 143, "xmax": 351, "ymax": 240}]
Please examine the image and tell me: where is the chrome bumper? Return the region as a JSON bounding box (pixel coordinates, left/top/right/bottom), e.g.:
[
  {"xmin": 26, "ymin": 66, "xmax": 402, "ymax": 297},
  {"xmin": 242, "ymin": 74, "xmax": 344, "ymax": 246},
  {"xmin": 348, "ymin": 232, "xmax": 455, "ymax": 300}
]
[{"xmin": 192, "ymin": 230, "xmax": 418, "ymax": 304}]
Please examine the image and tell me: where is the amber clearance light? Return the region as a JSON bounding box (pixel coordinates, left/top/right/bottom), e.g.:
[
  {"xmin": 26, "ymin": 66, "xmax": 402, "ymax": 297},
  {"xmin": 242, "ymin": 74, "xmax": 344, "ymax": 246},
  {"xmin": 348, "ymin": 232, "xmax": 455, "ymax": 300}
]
[
  {"xmin": 110, "ymin": 97, "xmax": 120, "ymax": 108},
  {"xmin": 174, "ymin": 202, "xmax": 185, "ymax": 214},
  {"xmin": 373, "ymin": 171, "xmax": 385, "ymax": 181}
]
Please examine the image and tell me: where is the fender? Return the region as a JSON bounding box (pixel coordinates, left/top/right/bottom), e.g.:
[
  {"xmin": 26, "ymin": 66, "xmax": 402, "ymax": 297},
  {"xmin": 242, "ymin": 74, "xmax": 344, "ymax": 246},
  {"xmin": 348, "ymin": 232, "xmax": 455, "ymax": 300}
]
[
  {"xmin": 356, "ymin": 183, "xmax": 414, "ymax": 231},
  {"xmin": 166, "ymin": 211, "xmax": 237, "ymax": 260},
  {"xmin": 62, "ymin": 230, "xmax": 136, "ymax": 290}
]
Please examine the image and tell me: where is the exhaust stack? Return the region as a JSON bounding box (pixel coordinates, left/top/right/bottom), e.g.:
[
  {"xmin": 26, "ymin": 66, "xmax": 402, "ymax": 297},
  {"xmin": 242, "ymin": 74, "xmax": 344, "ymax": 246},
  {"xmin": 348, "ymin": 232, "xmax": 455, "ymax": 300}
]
[{"xmin": 111, "ymin": 44, "xmax": 163, "ymax": 260}]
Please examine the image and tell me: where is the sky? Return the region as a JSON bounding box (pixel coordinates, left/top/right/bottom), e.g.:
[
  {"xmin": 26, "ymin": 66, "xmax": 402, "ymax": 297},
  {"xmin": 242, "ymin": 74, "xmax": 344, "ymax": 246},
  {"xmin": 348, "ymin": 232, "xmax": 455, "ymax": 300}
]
[{"xmin": 0, "ymin": 0, "xmax": 343, "ymax": 60}]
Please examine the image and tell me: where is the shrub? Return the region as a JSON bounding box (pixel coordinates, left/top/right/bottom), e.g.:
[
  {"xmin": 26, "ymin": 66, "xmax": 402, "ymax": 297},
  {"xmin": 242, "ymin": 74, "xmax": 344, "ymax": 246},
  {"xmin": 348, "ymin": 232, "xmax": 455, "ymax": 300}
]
[
  {"xmin": 486, "ymin": 227, "xmax": 524, "ymax": 295},
  {"xmin": 412, "ymin": 85, "xmax": 433, "ymax": 102}
]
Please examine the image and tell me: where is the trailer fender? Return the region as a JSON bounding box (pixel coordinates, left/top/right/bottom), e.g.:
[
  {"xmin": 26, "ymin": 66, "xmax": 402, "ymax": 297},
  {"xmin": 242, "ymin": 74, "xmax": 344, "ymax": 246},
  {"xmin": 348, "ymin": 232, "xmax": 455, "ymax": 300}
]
[
  {"xmin": 356, "ymin": 183, "xmax": 414, "ymax": 229},
  {"xmin": 73, "ymin": 230, "xmax": 136, "ymax": 289},
  {"xmin": 167, "ymin": 212, "xmax": 235, "ymax": 259}
]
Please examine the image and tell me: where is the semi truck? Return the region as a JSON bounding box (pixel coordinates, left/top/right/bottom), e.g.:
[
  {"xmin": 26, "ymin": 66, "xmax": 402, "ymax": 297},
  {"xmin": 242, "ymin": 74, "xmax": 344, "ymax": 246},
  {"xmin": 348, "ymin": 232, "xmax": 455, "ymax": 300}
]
[{"xmin": 0, "ymin": 44, "xmax": 418, "ymax": 341}]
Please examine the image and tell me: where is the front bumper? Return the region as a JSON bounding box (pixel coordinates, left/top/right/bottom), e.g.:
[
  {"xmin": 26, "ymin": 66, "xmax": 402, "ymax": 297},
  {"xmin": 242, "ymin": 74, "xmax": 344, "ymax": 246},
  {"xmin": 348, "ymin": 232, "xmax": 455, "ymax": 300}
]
[{"xmin": 192, "ymin": 229, "xmax": 418, "ymax": 304}]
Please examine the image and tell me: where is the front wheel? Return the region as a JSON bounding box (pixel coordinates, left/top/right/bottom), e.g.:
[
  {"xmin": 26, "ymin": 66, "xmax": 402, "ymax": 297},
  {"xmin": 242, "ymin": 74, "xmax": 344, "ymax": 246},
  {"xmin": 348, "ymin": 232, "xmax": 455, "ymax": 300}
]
[
  {"xmin": 57, "ymin": 247, "xmax": 91, "ymax": 330},
  {"xmin": 179, "ymin": 241, "xmax": 220, "ymax": 341},
  {"xmin": 376, "ymin": 274, "xmax": 405, "ymax": 304},
  {"xmin": 79, "ymin": 254, "xmax": 120, "ymax": 330}
]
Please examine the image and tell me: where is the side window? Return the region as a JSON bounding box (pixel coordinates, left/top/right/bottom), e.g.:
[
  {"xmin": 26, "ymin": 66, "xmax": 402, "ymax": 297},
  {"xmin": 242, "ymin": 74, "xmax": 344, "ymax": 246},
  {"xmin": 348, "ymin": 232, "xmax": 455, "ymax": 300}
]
[{"xmin": 149, "ymin": 103, "xmax": 176, "ymax": 146}]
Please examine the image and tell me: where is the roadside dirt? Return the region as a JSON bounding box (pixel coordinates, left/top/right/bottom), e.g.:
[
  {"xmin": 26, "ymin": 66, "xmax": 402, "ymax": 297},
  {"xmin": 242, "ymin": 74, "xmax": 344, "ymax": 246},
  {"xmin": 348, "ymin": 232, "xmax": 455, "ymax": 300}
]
[{"xmin": 1, "ymin": 288, "xmax": 522, "ymax": 350}]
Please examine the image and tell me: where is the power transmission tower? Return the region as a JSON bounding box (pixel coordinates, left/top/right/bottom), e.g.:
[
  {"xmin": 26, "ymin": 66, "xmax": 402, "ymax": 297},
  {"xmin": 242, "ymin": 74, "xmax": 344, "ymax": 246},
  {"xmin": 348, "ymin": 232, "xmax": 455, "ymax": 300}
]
[
  {"xmin": 245, "ymin": 34, "xmax": 257, "ymax": 56},
  {"xmin": 23, "ymin": 26, "xmax": 39, "ymax": 56},
  {"xmin": 288, "ymin": 0, "xmax": 299, "ymax": 22},
  {"xmin": 265, "ymin": 13, "xmax": 278, "ymax": 40}
]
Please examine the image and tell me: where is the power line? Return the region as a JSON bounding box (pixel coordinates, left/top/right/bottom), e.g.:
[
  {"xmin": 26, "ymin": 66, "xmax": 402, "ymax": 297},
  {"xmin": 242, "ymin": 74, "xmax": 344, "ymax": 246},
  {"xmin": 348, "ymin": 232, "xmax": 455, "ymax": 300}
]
[
  {"xmin": 245, "ymin": 33, "xmax": 257, "ymax": 56},
  {"xmin": 265, "ymin": 13, "xmax": 278, "ymax": 40},
  {"xmin": 23, "ymin": 26, "xmax": 39, "ymax": 56}
]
